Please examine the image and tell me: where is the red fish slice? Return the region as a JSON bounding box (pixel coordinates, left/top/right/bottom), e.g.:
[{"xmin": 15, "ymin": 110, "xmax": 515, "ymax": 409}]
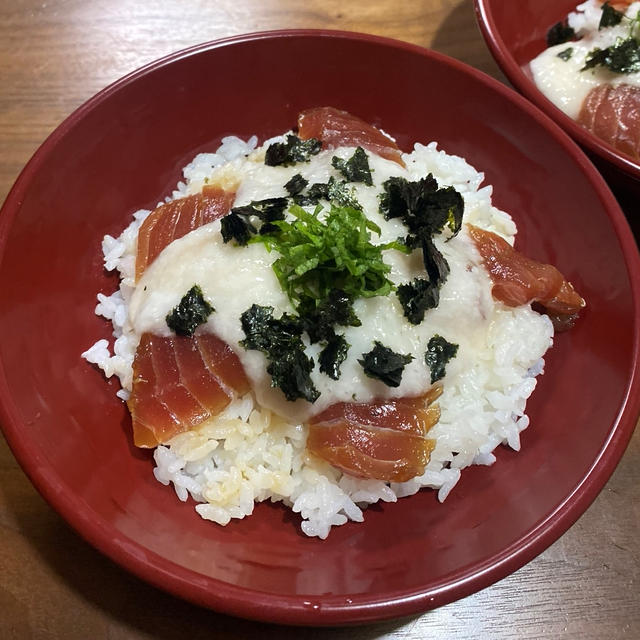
[
  {"xmin": 130, "ymin": 183, "xmax": 249, "ymax": 447},
  {"xmin": 467, "ymin": 224, "xmax": 585, "ymax": 329},
  {"xmin": 606, "ymin": 0, "xmax": 634, "ymax": 7},
  {"xmin": 297, "ymin": 106, "xmax": 406, "ymax": 166},
  {"xmin": 135, "ymin": 185, "xmax": 236, "ymax": 281},
  {"xmin": 128, "ymin": 333, "xmax": 250, "ymax": 448},
  {"xmin": 577, "ymin": 83, "xmax": 640, "ymax": 160},
  {"xmin": 307, "ymin": 389, "xmax": 442, "ymax": 482}
]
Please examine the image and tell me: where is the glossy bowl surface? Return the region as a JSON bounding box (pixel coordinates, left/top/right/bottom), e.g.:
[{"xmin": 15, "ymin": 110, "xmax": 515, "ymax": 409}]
[
  {"xmin": 1, "ymin": 30, "xmax": 639, "ymax": 625},
  {"xmin": 474, "ymin": 0, "xmax": 640, "ymax": 195}
]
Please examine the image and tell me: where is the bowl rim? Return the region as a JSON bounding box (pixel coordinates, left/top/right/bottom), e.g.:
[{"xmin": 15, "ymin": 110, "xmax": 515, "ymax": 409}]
[
  {"xmin": 473, "ymin": 0, "xmax": 640, "ymax": 183},
  {"xmin": 1, "ymin": 28, "xmax": 640, "ymax": 626}
]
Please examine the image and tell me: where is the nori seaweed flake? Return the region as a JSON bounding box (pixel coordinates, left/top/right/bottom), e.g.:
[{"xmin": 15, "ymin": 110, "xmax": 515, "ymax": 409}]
[
  {"xmin": 319, "ymin": 334, "xmax": 350, "ymax": 380},
  {"xmin": 358, "ymin": 341, "xmax": 414, "ymax": 388},
  {"xmin": 166, "ymin": 285, "xmax": 215, "ymax": 337},
  {"xmin": 425, "ymin": 335, "xmax": 459, "ymax": 384},
  {"xmin": 547, "ymin": 21, "xmax": 576, "ymax": 47},
  {"xmin": 557, "ymin": 47, "xmax": 573, "ymax": 61},
  {"xmin": 264, "ymin": 135, "xmax": 321, "ymax": 167},
  {"xmin": 599, "ymin": 2, "xmax": 625, "ymax": 29},
  {"xmin": 396, "ymin": 278, "xmax": 439, "ymax": 325},
  {"xmin": 284, "ymin": 173, "xmax": 309, "ymax": 196},
  {"xmin": 331, "ymin": 147, "xmax": 373, "ymax": 186},
  {"xmin": 582, "ymin": 38, "xmax": 640, "ymax": 74},
  {"xmin": 240, "ymin": 304, "xmax": 319, "ymax": 403}
]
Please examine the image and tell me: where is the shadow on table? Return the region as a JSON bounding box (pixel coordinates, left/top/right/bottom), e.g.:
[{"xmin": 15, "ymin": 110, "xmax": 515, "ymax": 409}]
[{"xmin": 430, "ymin": 0, "xmax": 507, "ymax": 83}]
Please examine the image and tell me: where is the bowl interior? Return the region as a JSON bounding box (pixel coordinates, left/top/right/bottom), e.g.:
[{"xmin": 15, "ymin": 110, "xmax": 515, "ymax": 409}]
[
  {"xmin": 477, "ymin": 0, "xmax": 572, "ymax": 64},
  {"xmin": 475, "ymin": 0, "xmax": 640, "ymax": 190},
  {"xmin": 0, "ymin": 31, "xmax": 638, "ymax": 624}
]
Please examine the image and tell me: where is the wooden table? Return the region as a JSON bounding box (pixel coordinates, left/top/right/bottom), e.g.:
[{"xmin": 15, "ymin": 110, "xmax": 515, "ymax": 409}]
[{"xmin": 1, "ymin": 1, "xmax": 638, "ymax": 637}]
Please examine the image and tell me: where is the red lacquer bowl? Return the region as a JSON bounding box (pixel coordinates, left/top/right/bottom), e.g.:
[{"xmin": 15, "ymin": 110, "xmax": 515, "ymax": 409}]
[
  {"xmin": 0, "ymin": 30, "xmax": 639, "ymax": 625},
  {"xmin": 474, "ymin": 0, "xmax": 640, "ymax": 199}
]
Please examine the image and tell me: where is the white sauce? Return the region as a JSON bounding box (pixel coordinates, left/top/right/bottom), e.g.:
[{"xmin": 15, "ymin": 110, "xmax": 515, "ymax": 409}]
[
  {"xmin": 129, "ymin": 148, "xmax": 496, "ymax": 424},
  {"xmin": 530, "ymin": 1, "xmax": 640, "ymax": 119}
]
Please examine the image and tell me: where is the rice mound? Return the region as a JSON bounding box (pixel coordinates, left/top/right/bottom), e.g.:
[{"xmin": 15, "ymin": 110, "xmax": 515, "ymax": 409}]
[
  {"xmin": 83, "ymin": 134, "xmax": 553, "ymax": 539},
  {"xmin": 568, "ymin": 0, "xmax": 640, "ymax": 33}
]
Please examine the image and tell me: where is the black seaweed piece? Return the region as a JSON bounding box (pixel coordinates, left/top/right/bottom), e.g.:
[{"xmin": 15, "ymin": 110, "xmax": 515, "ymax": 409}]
[
  {"xmin": 292, "ymin": 193, "xmax": 321, "ymax": 207},
  {"xmin": 394, "ymin": 236, "xmax": 450, "ymax": 311},
  {"xmin": 255, "ymin": 197, "xmax": 289, "ymax": 221},
  {"xmin": 331, "ymin": 147, "xmax": 373, "ymax": 186},
  {"xmin": 233, "ymin": 197, "xmax": 288, "ymax": 222},
  {"xmin": 319, "ymin": 334, "xmax": 350, "ymax": 380},
  {"xmin": 599, "ymin": 2, "xmax": 625, "ymax": 29},
  {"xmin": 240, "ymin": 305, "xmax": 304, "ymax": 350},
  {"xmin": 266, "ymin": 349, "xmax": 320, "ymax": 403},
  {"xmin": 223, "ymin": 198, "xmax": 288, "ymax": 244},
  {"xmin": 396, "ymin": 278, "xmax": 439, "ymax": 325},
  {"xmin": 327, "ymin": 178, "xmax": 362, "ymax": 209},
  {"xmin": 358, "ymin": 341, "xmax": 413, "ymax": 388},
  {"xmin": 582, "ymin": 46, "xmax": 610, "ymax": 71},
  {"xmin": 557, "ymin": 47, "xmax": 574, "ymax": 61},
  {"xmin": 264, "ymin": 134, "xmax": 322, "ymax": 167},
  {"xmin": 547, "ymin": 21, "xmax": 576, "ymax": 46},
  {"xmin": 284, "ymin": 173, "xmax": 309, "ymax": 196},
  {"xmin": 165, "ymin": 285, "xmax": 214, "ymax": 337},
  {"xmin": 298, "ymin": 289, "xmax": 361, "ymax": 344},
  {"xmin": 426, "ymin": 186, "xmax": 464, "ymax": 237},
  {"xmin": 425, "ymin": 335, "xmax": 459, "ymax": 384},
  {"xmin": 380, "ymin": 175, "xmax": 438, "ymax": 221},
  {"xmin": 240, "ymin": 304, "xmax": 279, "ymax": 351},
  {"xmin": 306, "ymin": 177, "xmax": 361, "ymax": 209},
  {"xmin": 240, "ymin": 304, "xmax": 319, "ymax": 403},
  {"xmin": 221, "ymin": 211, "xmax": 256, "ymax": 246},
  {"xmin": 307, "ymin": 181, "xmax": 329, "ymax": 200},
  {"xmin": 378, "ymin": 175, "xmax": 455, "ymax": 310},
  {"xmin": 230, "ymin": 204, "xmax": 259, "ymax": 217},
  {"xmin": 582, "ymin": 38, "xmax": 640, "ymax": 74},
  {"xmin": 264, "ymin": 142, "xmax": 289, "ymax": 167},
  {"xmin": 258, "ymin": 221, "xmax": 279, "ymax": 235},
  {"xmin": 288, "ymin": 137, "xmax": 322, "ymax": 162},
  {"xmin": 379, "ymin": 176, "xmax": 463, "ymax": 238},
  {"xmin": 421, "ymin": 235, "xmax": 450, "ymax": 290},
  {"xmin": 276, "ymin": 311, "xmax": 306, "ymax": 337}
]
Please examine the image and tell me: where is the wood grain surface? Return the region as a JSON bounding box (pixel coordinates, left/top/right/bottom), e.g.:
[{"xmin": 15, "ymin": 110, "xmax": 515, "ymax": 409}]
[{"xmin": 1, "ymin": 0, "xmax": 639, "ymax": 638}]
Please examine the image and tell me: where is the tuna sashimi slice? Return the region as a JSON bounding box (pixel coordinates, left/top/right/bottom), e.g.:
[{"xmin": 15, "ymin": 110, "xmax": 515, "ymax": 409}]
[
  {"xmin": 606, "ymin": 1, "xmax": 635, "ymax": 8},
  {"xmin": 467, "ymin": 224, "xmax": 585, "ymax": 328},
  {"xmin": 577, "ymin": 83, "xmax": 640, "ymax": 160},
  {"xmin": 135, "ymin": 186, "xmax": 236, "ymax": 281},
  {"xmin": 307, "ymin": 388, "xmax": 442, "ymax": 482},
  {"xmin": 297, "ymin": 106, "xmax": 406, "ymax": 166},
  {"xmin": 128, "ymin": 333, "xmax": 250, "ymax": 448}
]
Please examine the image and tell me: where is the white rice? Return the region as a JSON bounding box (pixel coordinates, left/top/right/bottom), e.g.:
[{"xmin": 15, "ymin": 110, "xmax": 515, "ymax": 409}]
[
  {"xmin": 83, "ymin": 134, "xmax": 554, "ymax": 539},
  {"xmin": 567, "ymin": 0, "xmax": 640, "ymax": 33},
  {"xmin": 567, "ymin": 1, "xmax": 640, "ymax": 45}
]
